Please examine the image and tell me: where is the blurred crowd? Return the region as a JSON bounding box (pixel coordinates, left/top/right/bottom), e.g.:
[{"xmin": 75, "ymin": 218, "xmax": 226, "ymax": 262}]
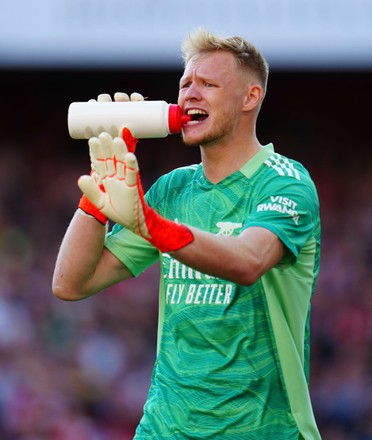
[{"xmin": 0, "ymin": 70, "xmax": 371, "ymax": 439}]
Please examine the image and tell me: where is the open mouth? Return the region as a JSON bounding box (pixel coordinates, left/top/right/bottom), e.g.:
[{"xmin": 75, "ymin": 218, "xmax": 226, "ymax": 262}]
[{"xmin": 186, "ymin": 109, "xmax": 209, "ymax": 124}]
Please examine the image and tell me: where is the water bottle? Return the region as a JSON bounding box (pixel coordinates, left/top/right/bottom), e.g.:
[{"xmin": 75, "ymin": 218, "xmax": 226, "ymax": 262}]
[{"xmin": 67, "ymin": 100, "xmax": 191, "ymax": 139}]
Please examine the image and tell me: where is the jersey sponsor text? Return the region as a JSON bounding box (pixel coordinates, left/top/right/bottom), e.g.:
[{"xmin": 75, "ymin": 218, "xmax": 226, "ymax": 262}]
[
  {"xmin": 257, "ymin": 195, "xmax": 299, "ymax": 224},
  {"xmin": 166, "ymin": 282, "xmax": 233, "ymax": 305}
]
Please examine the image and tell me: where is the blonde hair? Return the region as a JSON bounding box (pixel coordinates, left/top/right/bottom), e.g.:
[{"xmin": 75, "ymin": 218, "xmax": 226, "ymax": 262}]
[{"xmin": 181, "ymin": 28, "xmax": 269, "ymax": 92}]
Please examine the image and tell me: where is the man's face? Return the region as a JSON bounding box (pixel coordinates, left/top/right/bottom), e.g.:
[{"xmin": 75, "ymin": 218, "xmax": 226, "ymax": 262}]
[{"xmin": 178, "ymin": 51, "xmax": 247, "ymax": 148}]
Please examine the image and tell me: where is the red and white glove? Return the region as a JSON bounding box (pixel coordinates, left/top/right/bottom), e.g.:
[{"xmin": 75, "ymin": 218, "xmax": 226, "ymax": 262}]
[
  {"xmin": 77, "ymin": 131, "xmax": 194, "ymax": 253},
  {"xmin": 78, "ymin": 92, "xmax": 142, "ymax": 224}
]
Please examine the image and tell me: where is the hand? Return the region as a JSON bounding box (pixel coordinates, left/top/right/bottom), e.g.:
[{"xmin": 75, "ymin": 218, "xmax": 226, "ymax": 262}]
[
  {"xmin": 78, "ymin": 132, "xmax": 148, "ymax": 235},
  {"xmin": 77, "ymin": 91, "xmax": 145, "ymax": 223},
  {"xmin": 89, "ymin": 91, "xmax": 145, "ymax": 103},
  {"xmin": 78, "ymin": 131, "xmax": 194, "ymax": 252}
]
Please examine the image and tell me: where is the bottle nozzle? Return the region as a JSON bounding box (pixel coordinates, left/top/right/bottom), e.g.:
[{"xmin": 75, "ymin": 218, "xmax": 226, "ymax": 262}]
[
  {"xmin": 181, "ymin": 114, "xmax": 191, "ymax": 124},
  {"xmin": 168, "ymin": 104, "xmax": 191, "ymax": 134}
]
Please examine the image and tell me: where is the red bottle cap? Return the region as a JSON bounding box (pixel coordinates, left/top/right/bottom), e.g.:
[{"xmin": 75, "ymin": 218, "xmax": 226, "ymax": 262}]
[{"xmin": 168, "ymin": 104, "xmax": 191, "ymax": 134}]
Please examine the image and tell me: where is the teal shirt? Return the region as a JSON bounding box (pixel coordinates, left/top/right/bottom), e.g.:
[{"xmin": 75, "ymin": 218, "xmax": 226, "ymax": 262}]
[{"xmin": 105, "ymin": 144, "xmax": 321, "ymax": 439}]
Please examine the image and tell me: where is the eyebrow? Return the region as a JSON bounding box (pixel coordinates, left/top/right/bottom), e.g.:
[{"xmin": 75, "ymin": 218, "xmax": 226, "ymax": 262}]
[{"xmin": 180, "ymin": 70, "xmax": 221, "ymax": 85}]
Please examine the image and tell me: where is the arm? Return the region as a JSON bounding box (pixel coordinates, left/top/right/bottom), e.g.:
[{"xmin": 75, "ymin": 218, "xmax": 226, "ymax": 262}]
[
  {"xmin": 52, "ymin": 210, "xmax": 132, "ymax": 301},
  {"xmin": 53, "ymin": 92, "xmax": 144, "ymax": 301},
  {"xmin": 77, "ymin": 132, "xmax": 286, "ymax": 286},
  {"xmin": 171, "ymin": 226, "xmax": 286, "ymax": 286}
]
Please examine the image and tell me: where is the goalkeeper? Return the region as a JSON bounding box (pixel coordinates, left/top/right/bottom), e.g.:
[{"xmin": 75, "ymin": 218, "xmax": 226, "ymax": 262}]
[{"xmin": 53, "ymin": 28, "xmax": 322, "ymax": 439}]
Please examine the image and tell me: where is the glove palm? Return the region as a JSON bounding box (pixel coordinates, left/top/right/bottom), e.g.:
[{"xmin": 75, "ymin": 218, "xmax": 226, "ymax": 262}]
[
  {"xmin": 78, "ymin": 132, "xmax": 149, "ymax": 238},
  {"xmin": 78, "ymin": 128, "xmax": 194, "ymax": 253}
]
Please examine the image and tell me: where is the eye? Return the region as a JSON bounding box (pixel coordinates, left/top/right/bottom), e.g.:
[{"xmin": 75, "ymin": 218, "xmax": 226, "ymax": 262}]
[
  {"xmin": 180, "ymin": 81, "xmax": 191, "ymax": 89},
  {"xmin": 204, "ymin": 82, "xmax": 215, "ymax": 88}
]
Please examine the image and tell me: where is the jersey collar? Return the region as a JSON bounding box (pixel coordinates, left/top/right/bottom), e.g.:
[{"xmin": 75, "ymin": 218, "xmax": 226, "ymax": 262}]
[{"xmin": 239, "ymin": 143, "xmax": 274, "ymax": 179}]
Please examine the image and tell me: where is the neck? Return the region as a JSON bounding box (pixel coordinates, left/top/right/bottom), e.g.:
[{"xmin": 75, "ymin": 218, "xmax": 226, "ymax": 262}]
[{"xmin": 200, "ymin": 134, "xmax": 262, "ymax": 184}]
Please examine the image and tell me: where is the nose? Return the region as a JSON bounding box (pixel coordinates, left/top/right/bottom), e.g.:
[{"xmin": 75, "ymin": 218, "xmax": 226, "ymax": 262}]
[
  {"xmin": 181, "ymin": 83, "xmax": 202, "ymax": 104},
  {"xmin": 187, "ymin": 83, "xmax": 201, "ymax": 100}
]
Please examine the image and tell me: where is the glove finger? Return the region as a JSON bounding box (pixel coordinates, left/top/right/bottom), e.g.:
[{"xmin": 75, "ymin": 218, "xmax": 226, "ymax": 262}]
[
  {"xmin": 122, "ymin": 127, "xmax": 138, "ymax": 154},
  {"xmin": 89, "ymin": 135, "xmax": 105, "ymax": 160},
  {"xmin": 78, "ymin": 175, "xmax": 105, "ymax": 210},
  {"xmin": 92, "ymin": 170, "xmax": 103, "ymax": 187},
  {"xmin": 112, "ymin": 137, "xmax": 127, "ymax": 180},
  {"xmin": 98, "ymin": 132, "xmax": 116, "ymax": 177},
  {"xmin": 114, "ymin": 92, "xmax": 130, "ymax": 102},
  {"xmin": 88, "ymin": 137, "xmax": 98, "ymax": 166},
  {"xmin": 130, "ymin": 92, "xmax": 144, "ymax": 102},
  {"xmin": 89, "ymin": 137, "xmax": 105, "ymax": 178},
  {"xmin": 112, "ymin": 136, "xmax": 128, "ymax": 160},
  {"xmin": 125, "ymin": 152, "xmax": 139, "ymax": 187},
  {"xmin": 97, "ymin": 93, "xmax": 112, "ymax": 102}
]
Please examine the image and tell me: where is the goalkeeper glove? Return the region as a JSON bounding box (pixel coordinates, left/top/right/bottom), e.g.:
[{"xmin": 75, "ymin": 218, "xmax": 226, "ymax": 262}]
[
  {"xmin": 77, "ymin": 131, "xmax": 194, "ymax": 253},
  {"xmin": 78, "ymin": 92, "xmax": 143, "ymax": 224}
]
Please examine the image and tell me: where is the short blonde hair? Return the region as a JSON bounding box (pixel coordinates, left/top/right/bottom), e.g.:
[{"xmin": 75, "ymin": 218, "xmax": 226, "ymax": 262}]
[{"xmin": 181, "ymin": 28, "xmax": 269, "ymax": 92}]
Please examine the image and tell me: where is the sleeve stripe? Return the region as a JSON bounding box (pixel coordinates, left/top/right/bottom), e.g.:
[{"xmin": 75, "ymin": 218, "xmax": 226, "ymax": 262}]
[{"xmin": 264, "ymin": 154, "xmax": 301, "ymax": 181}]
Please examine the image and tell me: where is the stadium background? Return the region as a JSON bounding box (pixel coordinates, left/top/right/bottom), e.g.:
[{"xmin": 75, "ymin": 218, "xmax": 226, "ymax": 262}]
[{"xmin": 0, "ymin": 1, "xmax": 371, "ymax": 438}]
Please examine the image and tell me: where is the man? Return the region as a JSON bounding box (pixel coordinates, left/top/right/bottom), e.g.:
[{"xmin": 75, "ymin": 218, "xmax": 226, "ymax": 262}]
[{"xmin": 53, "ymin": 28, "xmax": 321, "ymax": 439}]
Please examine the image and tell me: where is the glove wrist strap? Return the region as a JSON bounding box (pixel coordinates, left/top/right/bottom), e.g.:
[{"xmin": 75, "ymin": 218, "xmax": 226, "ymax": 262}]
[
  {"xmin": 78, "ymin": 194, "xmax": 108, "ymax": 225},
  {"xmin": 143, "ymin": 206, "xmax": 194, "ymax": 253}
]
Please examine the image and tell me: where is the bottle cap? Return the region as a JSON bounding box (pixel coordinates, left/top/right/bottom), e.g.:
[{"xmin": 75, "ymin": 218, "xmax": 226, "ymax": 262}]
[{"xmin": 168, "ymin": 104, "xmax": 191, "ymax": 133}]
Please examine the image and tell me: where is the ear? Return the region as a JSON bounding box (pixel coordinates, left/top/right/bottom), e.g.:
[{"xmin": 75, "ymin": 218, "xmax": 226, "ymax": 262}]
[{"xmin": 242, "ymin": 84, "xmax": 263, "ymax": 112}]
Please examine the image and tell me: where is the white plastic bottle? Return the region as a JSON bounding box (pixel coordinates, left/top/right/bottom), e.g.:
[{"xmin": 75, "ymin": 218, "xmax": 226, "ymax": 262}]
[{"xmin": 67, "ymin": 100, "xmax": 191, "ymax": 139}]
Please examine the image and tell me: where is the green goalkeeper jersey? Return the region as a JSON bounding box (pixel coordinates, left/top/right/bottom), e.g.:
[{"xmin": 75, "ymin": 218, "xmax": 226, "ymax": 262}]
[{"xmin": 105, "ymin": 144, "xmax": 321, "ymax": 440}]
